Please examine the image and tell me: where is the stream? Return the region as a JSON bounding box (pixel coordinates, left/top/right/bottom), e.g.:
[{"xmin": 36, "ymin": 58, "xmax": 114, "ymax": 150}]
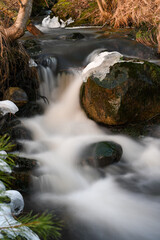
[{"xmin": 20, "ymin": 18, "xmax": 160, "ymax": 240}]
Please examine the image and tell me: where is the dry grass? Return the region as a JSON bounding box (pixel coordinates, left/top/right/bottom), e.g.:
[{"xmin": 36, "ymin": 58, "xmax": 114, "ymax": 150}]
[
  {"xmin": 96, "ymin": 0, "xmax": 160, "ymax": 51},
  {"xmin": 0, "ymin": 0, "xmax": 19, "ymax": 27},
  {"xmin": 112, "ymin": 0, "xmax": 160, "ymax": 28},
  {"xmin": 0, "ymin": 30, "xmax": 38, "ymax": 100}
]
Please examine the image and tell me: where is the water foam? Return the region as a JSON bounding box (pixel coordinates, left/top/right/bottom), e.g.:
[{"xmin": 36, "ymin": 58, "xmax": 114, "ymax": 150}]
[{"xmin": 21, "ymin": 52, "xmax": 160, "ymax": 240}]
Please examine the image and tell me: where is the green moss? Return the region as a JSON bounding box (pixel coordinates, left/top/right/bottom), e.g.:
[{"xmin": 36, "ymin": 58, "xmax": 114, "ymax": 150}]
[{"xmin": 52, "ymin": 0, "xmax": 98, "ymax": 25}]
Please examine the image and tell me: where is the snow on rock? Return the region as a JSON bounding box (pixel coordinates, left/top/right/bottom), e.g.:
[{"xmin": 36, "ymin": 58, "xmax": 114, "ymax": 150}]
[
  {"xmin": 0, "ymin": 159, "xmax": 11, "ymax": 173},
  {"xmin": 42, "ymin": 15, "xmax": 74, "ymax": 28},
  {"xmin": 5, "ymin": 190, "xmax": 24, "ymax": 216},
  {"xmin": 0, "ymin": 151, "xmax": 11, "ymax": 173},
  {"xmin": 0, "ymin": 100, "xmax": 19, "ymax": 115},
  {"xmin": 82, "ymin": 51, "xmax": 123, "ymax": 82},
  {"xmin": 0, "ymin": 190, "xmax": 39, "ymax": 239},
  {"xmin": 0, "ymin": 151, "xmax": 39, "ymax": 239}
]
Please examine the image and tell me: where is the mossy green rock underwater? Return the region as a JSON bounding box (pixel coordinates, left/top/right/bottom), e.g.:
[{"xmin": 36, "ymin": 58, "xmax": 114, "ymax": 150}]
[{"xmin": 80, "ymin": 61, "xmax": 160, "ymax": 125}]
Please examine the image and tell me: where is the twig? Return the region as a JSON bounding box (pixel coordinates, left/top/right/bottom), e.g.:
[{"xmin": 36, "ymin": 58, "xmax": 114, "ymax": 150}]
[
  {"xmin": 44, "ymin": 0, "xmax": 49, "ymax": 8},
  {"xmin": 18, "ymin": 0, "xmax": 24, "ymax": 7}
]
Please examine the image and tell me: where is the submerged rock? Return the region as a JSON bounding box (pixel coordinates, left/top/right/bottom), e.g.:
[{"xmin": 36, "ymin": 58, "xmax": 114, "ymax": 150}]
[
  {"xmin": 81, "ymin": 60, "xmax": 160, "ymax": 125},
  {"xmin": 81, "ymin": 141, "xmax": 123, "ymax": 168},
  {"xmin": 67, "ymin": 32, "xmax": 85, "ymax": 40}
]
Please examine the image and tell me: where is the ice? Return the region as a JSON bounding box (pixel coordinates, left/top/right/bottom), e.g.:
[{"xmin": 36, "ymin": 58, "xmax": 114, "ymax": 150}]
[
  {"xmin": 0, "ymin": 181, "xmax": 6, "ymax": 191},
  {"xmin": 0, "ymin": 150, "xmax": 11, "ymax": 173},
  {"xmin": 0, "ymin": 100, "xmax": 19, "ymax": 115},
  {"xmin": 82, "ymin": 51, "xmax": 122, "ymax": 82},
  {"xmin": 42, "ymin": 15, "xmax": 74, "ymax": 29},
  {"xmin": 29, "ymin": 59, "xmax": 38, "ymax": 67},
  {"xmin": 0, "ymin": 191, "xmax": 39, "ymax": 239},
  {"xmin": 5, "ymin": 190, "xmax": 24, "ymax": 216},
  {"xmin": 0, "ymin": 204, "xmax": 40, "ymax": 240}
]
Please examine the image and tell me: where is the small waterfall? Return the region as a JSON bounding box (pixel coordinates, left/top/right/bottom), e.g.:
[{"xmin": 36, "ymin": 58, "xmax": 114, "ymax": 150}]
[
  {"xmin": 37, "ymin": 56, "xmax": 77, "ymax": 102},
  {"xmin": 21, "ymin": 51, "xmax": 160, "ymax": 240}
]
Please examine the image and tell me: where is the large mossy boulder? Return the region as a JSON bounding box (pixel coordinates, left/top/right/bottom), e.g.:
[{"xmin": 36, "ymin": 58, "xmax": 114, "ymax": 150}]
[{"xmin": 80, "ymin": 61, "xmax": 160, "ymax": 125}]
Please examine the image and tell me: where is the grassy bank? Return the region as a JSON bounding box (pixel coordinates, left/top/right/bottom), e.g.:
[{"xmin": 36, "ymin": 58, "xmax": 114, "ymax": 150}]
[{"xmin": 52, "ymin": 0, "xmax": 160, "ymax": 52}]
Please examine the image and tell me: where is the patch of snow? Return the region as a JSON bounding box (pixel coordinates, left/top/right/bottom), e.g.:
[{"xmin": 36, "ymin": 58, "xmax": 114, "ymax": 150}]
[
  {"xmin": 82, "ymin": 51, "xmax": 123, "ymax": 82},
  {"xmin": 0, "ymin": 151, "xmax": 11, "ymax": 173},
  {"xmin": 0, "ymin": 181, "xmax": 6, "ymax": 191},
  {"xmin": 0, "ymin": 151, "xmax": 7, "ymax": 160},
  {"xmin": 0, "ymin": 100, "xmax": 19, "ymax": 115},
  {"xmin": 0, "ymin": 204, "xmax": 40, "ymax": 240},
  {"xmin": 42, "ymin": 15, "xmax": 74, "ymax": 29},
  {"xmin": 60, "ymin": 18, "xmax": 74, "ymax": 28},
  {"xmin": 0, "ymin": 159, "xmax": 11, "ymax": 173},
  {"xmin": 5, "ymin": 190, "xmax": 24, "ymax": 216},
  {"xmin": 29, "ymin": 59, "xmax": 38, "ymax": 68}
]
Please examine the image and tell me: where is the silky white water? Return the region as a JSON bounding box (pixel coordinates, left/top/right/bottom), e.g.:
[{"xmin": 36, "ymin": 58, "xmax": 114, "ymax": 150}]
[{"xmin": 21, "ymin": 54, "xmax": 160, "ymax": 240}]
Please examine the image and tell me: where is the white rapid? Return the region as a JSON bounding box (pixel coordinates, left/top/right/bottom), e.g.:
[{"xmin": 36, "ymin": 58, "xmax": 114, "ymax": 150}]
[{"xmin": 21, "ymin": 53, "xmax": 160, "ymax": 240}]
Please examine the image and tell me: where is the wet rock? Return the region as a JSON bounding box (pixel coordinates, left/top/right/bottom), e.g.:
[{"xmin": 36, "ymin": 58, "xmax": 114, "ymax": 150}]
[
  {"xmin": 38, "ymin": 55, "xmax": 58, "ymax": 73},
  {"xmin": 0, "ymin": 114, "xmax": 32, "ymax": 143},
  {"xmin": 4, "ymin": 87, "xmax": 28, "ymax": 107},
  {"xmin": 66, "ymin": 32, "xmax": 85, "ymax": 40},
  {"xmin": 22, "ymin": 39, "xmax": 41, "ymax": 56},
  {"xmin": 13, "ymin": 157, "xmax": 38, "ymax": 172},
  {"xmin": 81, "ymin": 141, "xmax": 123, "ymax": 168},
  {"xmin": 11, "ymin": 157, "xmax": 39, "ymax": 192},
  {"xmin": 81, "ymin": 61, "xmax": 160, "ymax": 125},
  {"xmin": 16, "ymin": 101, "xmax": 44, "ymax": 118},
  {"xmin": 11, "ymin": 125, "xmax": 32, "ymax": 140},
  {"xmin": 11, "ymin": 171, "xmax": 33, "ymax": 192}
]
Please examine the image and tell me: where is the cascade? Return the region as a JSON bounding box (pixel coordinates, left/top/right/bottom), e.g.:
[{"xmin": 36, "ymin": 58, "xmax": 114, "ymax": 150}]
[{"xmin": 21, "ymin": 50, "xmax": 160, "ymax": 240}]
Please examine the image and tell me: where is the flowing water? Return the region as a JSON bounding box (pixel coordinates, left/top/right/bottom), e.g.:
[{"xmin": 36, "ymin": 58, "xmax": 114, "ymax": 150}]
[{"xmin": 21, "ymin": 22, "xmax": 160, "ymax": 240}]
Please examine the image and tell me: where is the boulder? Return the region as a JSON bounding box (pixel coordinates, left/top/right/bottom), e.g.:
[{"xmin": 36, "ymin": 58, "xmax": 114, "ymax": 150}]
[
  {"xmin": 81, "ymin": 141, "xmax": 123, "ymax": 168},
  {"xmin": 80, "ymin": 61, "xmax": 160, "ymax": 125},
  {"xmin": 4, "ymin": 87, "xmax": 28, "ymax": 107}
]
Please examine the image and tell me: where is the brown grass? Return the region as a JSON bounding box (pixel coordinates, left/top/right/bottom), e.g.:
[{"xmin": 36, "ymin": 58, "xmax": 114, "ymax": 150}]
[
  {"xmin": 96, "ymin": 0, "xmax": 160, "ymax": 52},
  {"xmin": 0, "ymin": 29, "xmax": 38, "ymax": 101}
]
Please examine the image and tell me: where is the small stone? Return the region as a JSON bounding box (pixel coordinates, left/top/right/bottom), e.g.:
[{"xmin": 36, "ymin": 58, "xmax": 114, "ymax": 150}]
[{"xmin": 81, "ymin": 141, "xmax": 123, "ymax": 168}]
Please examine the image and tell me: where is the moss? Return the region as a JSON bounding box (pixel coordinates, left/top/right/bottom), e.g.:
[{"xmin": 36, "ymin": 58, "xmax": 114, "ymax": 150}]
[
  {"xmin": 52, "ymin": 0, "xmax": 74, "ymax": 21},
  {"xmin": 52, "ymin": 0, "xmax": 99, "ymax": 25},
  {"xmin": 81, "ymin": 59, "xmax": 160, "ymax": 126}
]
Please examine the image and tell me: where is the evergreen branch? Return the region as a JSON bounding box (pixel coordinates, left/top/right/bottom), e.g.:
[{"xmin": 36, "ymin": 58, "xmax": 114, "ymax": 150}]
[
  {"xmin": 17, "ymin": 211, "xmax": 63, "ymax": 240},
  {"xmin": 0, "ymin": 134, "xmax": 15, "ymax": 152}
]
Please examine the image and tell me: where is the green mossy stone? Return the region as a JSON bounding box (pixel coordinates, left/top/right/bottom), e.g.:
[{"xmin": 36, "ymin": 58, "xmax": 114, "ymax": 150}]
[
  {"xmin": 95, "ymin": 141, "xmax": 123, "ymax": 167},
  {"xmin": 52, "ymin": 0, "xmax": 98, "ymax": 26},
  {"xmin": 81, "ymin": 141, "xmax": 122, "ymax": 168},
  {"xmin": 81, "ymin": 60, "xmax": 160, "ymax": 125}
]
